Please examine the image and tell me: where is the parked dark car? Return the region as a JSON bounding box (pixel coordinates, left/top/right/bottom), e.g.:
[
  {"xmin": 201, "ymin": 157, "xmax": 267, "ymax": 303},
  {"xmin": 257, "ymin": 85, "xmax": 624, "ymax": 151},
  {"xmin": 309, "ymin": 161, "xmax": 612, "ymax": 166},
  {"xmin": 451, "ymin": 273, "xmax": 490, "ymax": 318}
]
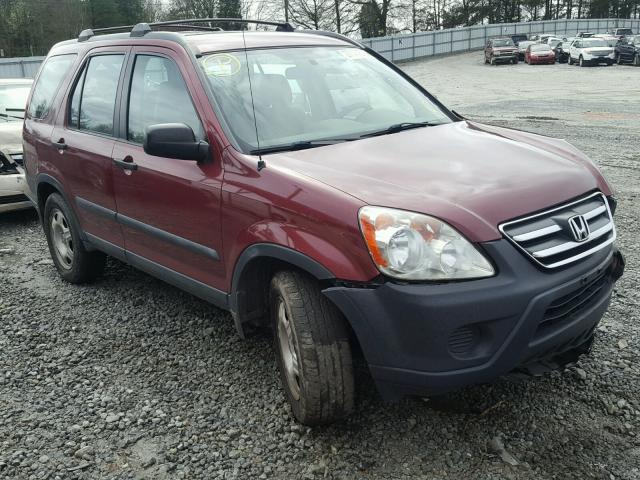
[
  {"xmin": 525, "ymin": 43, "xmax": 556, "ymax": 64},
  {"xmin": 484, "ymin": 37, "xmax": 519, "ymax": 64},
  {"xmin": 23, "ymin": 19, "xmax": 624, "ymax": 425},
  {"xmin": 616, "ymin": 35, "xmax": 640, "ymax": 65},
  {"xmin": 549, "ymin": 39, "xmax": 569, "ymax": 63},
  {"xmin": 510, "ymin": 33, "xmax": 529, "ymax": 46}
]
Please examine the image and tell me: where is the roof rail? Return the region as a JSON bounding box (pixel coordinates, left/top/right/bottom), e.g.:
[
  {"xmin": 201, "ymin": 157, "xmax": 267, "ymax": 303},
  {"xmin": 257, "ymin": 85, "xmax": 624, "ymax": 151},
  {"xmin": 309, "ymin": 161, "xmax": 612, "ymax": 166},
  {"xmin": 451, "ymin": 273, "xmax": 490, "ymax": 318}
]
[
  {"xmin": 304, "ymin": 30, "xmax": 364, "ymax": 48},
  {"xmin": 77, "ymin": 18, "xmax": 296, "ymax": 42}
]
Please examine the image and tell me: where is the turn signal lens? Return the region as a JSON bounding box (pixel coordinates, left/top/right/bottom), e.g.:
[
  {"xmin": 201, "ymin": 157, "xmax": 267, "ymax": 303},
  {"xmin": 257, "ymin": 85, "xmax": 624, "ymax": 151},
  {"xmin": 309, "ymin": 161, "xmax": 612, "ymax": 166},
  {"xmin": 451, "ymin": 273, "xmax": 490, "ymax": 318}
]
[{"xmin": 358, "ymin": 206, "xmax": 495, "ymax": 280}]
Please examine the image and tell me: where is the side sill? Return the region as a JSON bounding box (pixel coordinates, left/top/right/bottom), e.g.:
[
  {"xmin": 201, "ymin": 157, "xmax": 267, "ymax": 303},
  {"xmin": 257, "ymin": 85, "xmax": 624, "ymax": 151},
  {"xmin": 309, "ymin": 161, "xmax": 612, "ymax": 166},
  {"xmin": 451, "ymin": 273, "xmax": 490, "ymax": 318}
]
[
  {"xmin": 83, "ymin": 233, "xmax": 229, "ymax": 311},
  {"xmin": 125, "ymin": 250, "xmax": 229, "ymax": 310}
]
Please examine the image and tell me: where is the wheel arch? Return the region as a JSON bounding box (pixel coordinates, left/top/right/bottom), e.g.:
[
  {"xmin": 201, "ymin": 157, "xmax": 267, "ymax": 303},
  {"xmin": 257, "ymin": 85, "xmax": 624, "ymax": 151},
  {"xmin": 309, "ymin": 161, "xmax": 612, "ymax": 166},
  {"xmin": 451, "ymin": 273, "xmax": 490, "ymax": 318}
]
[
  {"xmin": 229, "ymin": 244, "xmax": 335, "ymax": 338},
  {"xmin": 35, "ymin": 174, "xmax": 70, "ymax": 218}
]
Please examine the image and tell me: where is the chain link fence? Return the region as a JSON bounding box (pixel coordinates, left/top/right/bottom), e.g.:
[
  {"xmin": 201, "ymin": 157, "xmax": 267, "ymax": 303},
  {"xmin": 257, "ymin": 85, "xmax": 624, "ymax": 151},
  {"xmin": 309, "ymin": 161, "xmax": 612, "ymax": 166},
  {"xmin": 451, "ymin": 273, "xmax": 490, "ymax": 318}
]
[
  {"xmin": 361, "ymin": 18, "xmax": 640, "ymax": 62},
  {"xmin": 0, "ymin": 18, "xmax": 639, "ymax": 78}
]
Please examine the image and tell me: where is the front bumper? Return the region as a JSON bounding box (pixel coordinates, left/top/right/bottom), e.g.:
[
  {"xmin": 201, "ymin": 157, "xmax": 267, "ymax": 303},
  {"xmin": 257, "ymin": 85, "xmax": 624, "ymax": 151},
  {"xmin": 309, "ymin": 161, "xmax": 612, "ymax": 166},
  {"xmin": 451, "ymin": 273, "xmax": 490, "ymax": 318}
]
[
  {"xmin": 493, "ymin": 53, "xmax": 518, "ymax": 63},
  {"xmin": 324, "ymin": 240, "xmax": 624, "ymax": 399},
  {"xmin": 0, "ymin": 168, "xmax": 32, "ymax": 213}
]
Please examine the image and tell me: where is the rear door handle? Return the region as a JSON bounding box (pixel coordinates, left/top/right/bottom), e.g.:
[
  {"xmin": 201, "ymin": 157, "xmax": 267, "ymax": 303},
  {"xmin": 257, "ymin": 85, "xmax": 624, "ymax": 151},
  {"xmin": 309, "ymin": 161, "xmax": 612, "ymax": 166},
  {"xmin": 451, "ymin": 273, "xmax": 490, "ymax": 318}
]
[
  {"xmin": 52, "ymin": 139, "xmax": 67, "ymax": 150},
  {"xmin": 113, "ymin": 157, "xmax": 138, "ymax": 171}
]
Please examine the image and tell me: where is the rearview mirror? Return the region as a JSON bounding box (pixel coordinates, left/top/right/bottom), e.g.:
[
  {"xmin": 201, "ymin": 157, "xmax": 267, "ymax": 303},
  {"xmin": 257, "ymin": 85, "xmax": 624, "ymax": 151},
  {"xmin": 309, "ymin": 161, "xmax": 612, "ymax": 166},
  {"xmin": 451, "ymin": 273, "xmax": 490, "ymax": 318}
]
[{"xmin": 143, "ymin": 123, "xmax": 209, "ymax": 162}]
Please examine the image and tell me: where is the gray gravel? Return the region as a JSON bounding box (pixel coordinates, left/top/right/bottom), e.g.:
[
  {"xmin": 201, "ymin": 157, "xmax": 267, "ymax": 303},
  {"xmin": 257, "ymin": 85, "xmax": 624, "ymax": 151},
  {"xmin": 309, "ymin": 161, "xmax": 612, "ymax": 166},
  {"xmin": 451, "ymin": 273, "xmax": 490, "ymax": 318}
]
[{"xmin": 1, "ymin": 51, "xmax": 639, "ymax": 480}]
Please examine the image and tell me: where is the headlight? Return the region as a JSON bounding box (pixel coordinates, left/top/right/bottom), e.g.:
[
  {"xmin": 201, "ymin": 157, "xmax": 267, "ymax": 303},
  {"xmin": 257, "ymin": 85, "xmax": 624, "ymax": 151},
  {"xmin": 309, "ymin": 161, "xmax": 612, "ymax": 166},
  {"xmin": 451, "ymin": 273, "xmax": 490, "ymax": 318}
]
[{"xmin": 359, "ymin": 206, "xmax": 495, "ymax": 281}]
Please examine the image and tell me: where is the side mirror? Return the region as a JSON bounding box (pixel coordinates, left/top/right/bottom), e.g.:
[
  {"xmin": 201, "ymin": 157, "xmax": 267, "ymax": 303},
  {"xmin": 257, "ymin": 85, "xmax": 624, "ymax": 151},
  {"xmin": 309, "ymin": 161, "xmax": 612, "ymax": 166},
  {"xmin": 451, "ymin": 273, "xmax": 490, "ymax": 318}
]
[{"xmin": 143, "ymin": 123, "xmax": 209, "ymax": 162}]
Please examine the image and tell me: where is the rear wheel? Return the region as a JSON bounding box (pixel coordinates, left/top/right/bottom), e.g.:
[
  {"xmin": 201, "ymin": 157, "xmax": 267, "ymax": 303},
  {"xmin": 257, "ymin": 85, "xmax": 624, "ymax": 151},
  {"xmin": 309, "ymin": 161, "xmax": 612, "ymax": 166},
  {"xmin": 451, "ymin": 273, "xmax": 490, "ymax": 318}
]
[
  {"xmin": 43, "ymin": 193, "xmax": 106, "ymax": 283},
  {"xmin": 270, "ymin": 270, "xmax": 354, "ymax": 425}
]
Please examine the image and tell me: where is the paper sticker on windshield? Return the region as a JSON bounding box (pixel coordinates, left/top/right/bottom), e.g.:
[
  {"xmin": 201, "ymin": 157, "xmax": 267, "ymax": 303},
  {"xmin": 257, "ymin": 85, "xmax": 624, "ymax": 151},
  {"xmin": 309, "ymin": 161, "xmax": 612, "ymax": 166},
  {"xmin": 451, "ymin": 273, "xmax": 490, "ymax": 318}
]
[
  {"xmin": 339, "ymin": 49, "xmax": 368, "ymax": 60},
  {"xmin": 203, "ymin": 53, "xmax": 241, "ymax": 77}
]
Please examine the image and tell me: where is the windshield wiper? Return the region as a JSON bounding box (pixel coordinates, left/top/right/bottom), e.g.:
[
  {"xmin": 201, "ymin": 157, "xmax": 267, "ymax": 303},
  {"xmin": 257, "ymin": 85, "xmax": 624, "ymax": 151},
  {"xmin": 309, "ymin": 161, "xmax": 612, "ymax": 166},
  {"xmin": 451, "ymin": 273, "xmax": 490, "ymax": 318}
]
[
  {"xmin": 359, "ymin": 121, "xmax": 440, "ymax": 139},
  {"xmin": 0, "ymin": 112, "xmax": 24, "ymax": 120},
  {"xmin": 250, "ymin": 139, "xmax": 351, "ymax": 155}
]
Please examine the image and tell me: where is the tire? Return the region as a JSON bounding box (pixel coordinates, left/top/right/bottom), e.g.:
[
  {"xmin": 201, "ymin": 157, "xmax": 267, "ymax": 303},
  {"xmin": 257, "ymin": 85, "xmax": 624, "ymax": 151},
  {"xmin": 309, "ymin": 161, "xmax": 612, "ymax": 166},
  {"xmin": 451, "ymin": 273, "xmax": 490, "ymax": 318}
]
[
  {"xmin": 569, "ymin": 55, "xmax": 574, "ymax": 65},
  {"xmin": 579, "ymin": 56, "xmax": 585, "ymax": 67},
  {"xmin": 635, "ymin": 54, "xmax": 640, "ymax": 66},
  {"xmin": 512, "ymin": 57, "xmax": 518, "ymax": 65},
  {"xmin": 270, "ymin": 270, "xmax": 354, "ymax": 425},
  {"xmin": 43, "ymin": 193, "xmax": 106, "ymax": 283}
]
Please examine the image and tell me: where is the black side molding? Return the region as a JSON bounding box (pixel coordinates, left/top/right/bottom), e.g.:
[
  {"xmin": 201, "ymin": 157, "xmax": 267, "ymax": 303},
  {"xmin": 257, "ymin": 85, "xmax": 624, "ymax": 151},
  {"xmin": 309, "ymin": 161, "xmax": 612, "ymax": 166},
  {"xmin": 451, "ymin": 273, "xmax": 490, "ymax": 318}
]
[
  {"xmin": 118, "ymin": 213, "xmax": 219, "ymax": 261},
  {"xmin": 75, "ymin": 196, "xmax": 219, "ymax": 261}
]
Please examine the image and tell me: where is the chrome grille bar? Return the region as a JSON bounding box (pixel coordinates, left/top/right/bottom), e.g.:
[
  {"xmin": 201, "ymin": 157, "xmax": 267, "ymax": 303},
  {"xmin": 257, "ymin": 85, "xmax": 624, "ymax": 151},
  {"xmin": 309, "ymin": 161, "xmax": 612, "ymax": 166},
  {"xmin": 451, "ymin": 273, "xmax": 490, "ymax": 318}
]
[
  {"xmin": 532, "ymin": 222, "xmax": 614, "ymax": 258},
  {"xmin": 499, "ymin": 192, "xmax": 616, "ymax": 268}
]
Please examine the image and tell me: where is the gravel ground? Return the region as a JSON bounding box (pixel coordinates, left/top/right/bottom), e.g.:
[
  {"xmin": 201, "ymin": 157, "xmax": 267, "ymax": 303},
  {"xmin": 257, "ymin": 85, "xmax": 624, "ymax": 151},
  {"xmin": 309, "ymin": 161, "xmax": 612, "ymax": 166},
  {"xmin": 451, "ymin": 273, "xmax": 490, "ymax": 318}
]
[{"xmin": 1, "ymin": 51, "xmax": 639, "ymax": 480}]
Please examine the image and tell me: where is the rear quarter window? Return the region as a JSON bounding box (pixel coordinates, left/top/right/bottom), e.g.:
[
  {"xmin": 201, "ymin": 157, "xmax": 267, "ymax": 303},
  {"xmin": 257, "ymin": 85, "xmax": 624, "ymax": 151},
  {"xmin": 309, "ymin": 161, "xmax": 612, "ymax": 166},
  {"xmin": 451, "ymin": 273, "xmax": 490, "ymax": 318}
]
[{"xmin": 27, "ymin": 54, "xmax": 76, "ymax": 120}]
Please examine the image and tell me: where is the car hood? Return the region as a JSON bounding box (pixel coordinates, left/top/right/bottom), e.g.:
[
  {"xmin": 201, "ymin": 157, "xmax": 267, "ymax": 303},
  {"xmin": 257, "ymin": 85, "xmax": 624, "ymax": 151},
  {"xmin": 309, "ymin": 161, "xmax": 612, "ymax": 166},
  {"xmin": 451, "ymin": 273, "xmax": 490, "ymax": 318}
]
[
  {"xmin": 0, "ymin": 121, "xmax": 24, "ymax": 155},
  {"xmin": 583, "ymin": 46, "xmax": 614, "ymax": 53},
  {"xmin": 268, "ymin": 121, "xmax": 611, "ymax": 242}
]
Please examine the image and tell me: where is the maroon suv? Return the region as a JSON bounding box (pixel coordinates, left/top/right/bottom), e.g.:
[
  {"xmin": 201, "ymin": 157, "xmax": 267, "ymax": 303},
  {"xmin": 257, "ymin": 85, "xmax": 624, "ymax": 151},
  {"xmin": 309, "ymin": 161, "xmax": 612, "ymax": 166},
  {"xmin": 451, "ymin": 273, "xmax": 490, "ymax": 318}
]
[{"xmin": 24, "ymin": 20, "xmax": 624, "ymax": 425}]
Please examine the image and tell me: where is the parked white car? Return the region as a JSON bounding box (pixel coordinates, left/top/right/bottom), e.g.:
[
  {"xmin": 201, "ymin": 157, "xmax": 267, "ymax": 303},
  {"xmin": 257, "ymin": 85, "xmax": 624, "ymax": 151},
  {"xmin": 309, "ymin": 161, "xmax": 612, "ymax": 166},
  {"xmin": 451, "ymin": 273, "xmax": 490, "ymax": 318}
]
[
  {"xmin": 569, "ymin": 38, "xmax": 616, "ymax": 66},
  {"xmin": 0, "ymin": 78, "xmax": 33, "ymax": 213}
]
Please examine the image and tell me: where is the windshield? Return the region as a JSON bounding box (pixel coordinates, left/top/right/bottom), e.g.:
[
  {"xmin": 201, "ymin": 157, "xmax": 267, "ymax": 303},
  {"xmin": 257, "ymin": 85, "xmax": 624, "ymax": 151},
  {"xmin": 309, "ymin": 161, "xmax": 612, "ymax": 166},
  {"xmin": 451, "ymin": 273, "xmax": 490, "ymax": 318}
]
[
  {"xmin": 199, "ymin": 46, "xmax": 451, "ymax": 153},
  {"xmin": 582, "ymin": 39, "xmax": 608, "ymax": 48},
  {"xmin": 0, "ymin": 83, "xmax": 31, "ymax": 121},
  {"xmin": 531, "ymin": 44, "xmax": 552, "ymax": 52},
  {"xmin": 493, "ymin": 39, "xmax": 514, "ymax": 47}
]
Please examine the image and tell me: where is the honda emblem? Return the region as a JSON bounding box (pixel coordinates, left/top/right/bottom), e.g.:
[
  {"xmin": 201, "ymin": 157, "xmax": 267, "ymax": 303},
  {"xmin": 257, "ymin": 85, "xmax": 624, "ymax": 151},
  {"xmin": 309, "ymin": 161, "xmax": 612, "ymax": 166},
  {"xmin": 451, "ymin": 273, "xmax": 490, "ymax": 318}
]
[{"xmin": 568, "ymin": 215, "xmax": 590, "ymax": 242}]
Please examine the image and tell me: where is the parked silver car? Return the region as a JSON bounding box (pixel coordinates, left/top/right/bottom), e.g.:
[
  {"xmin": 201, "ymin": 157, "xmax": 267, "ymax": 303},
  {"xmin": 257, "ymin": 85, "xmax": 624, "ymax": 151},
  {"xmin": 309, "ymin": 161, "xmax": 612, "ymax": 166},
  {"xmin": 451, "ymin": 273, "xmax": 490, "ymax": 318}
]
[{"xmin": 0, "ymin": 79, "xmax": 32, "ymax": 213}]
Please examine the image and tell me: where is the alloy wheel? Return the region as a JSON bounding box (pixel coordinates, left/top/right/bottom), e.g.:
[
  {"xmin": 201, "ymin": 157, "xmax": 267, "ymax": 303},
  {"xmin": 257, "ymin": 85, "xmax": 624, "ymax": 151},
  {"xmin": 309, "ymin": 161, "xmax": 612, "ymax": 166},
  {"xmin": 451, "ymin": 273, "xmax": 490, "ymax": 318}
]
[
  {"xmin": 50, "ymin": 208, "xmax": 74, "ymax": 269},
  {"xmin": 276, "ymin": 298, "xmax": 301, "ymax": 400}
]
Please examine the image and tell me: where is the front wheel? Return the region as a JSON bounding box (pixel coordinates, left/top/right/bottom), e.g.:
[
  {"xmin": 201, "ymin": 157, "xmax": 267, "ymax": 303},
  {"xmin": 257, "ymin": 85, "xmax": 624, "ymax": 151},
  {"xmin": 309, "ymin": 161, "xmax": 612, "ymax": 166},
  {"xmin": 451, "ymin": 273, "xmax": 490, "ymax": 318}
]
[
  {"xmin": 270, "ymin": 271, "xmax": 354, "ymax": 425},
  {"xmin": 635, "ymin": 54, "xmax": 640, "ymax": 66},
  {"xmin": 579, "ymin": 56, "xmax": 585, "ymax": 67},
  {"xmin": 43, "ymin": 193, "xmax": 106, "ymax": 283},
  {"xmin": 569, "ymin": 55, "xmax": 574, "ymax": 65}
]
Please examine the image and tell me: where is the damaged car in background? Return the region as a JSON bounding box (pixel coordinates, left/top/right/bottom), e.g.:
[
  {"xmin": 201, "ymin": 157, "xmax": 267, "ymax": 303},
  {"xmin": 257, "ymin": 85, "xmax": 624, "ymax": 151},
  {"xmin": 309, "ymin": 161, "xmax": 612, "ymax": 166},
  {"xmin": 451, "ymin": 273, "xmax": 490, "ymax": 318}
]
[{"xmin": 1, "ymin": 78, "xmax": 32, "ymax": 213}]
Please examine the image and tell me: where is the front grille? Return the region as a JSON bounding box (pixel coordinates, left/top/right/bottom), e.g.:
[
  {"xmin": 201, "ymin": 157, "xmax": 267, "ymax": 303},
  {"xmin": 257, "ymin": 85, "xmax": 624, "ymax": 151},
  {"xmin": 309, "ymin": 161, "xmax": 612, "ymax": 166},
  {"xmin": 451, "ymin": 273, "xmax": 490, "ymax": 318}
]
[
  {"xmin": 591, "ymin": 50, "xmax": 611, "ymax": 56},
  {"xmin": 539, "ymin": 270, "xmax": 609, "ymax": 332},
  {"xmin": 500, "ymin": 192, "xmax": 615, "ymax": 268},
  {"xmin": 0, "ymin": 194, "xmax": 29, "ymax": 205}
]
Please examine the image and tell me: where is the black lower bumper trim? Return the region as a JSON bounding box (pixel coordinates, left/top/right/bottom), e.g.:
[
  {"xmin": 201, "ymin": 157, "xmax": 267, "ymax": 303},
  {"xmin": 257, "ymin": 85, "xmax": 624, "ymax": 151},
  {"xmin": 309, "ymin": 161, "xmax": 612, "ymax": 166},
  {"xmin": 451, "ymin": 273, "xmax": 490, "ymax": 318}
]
[{"xmin": 324, "ymin": 240, "xmax": 623, "ymax": 399}]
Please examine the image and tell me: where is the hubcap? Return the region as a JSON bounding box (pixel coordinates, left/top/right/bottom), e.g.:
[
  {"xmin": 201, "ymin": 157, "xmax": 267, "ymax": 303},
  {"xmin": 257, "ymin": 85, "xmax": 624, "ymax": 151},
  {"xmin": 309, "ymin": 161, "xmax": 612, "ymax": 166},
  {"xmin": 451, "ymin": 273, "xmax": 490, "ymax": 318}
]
[
  {"xmin": 50, "ymin": 208, "xmax": 73, "ymax": 269},
  {"xmin": 276, "ymin": 299, "xmax": 301, "ymax": 400}
]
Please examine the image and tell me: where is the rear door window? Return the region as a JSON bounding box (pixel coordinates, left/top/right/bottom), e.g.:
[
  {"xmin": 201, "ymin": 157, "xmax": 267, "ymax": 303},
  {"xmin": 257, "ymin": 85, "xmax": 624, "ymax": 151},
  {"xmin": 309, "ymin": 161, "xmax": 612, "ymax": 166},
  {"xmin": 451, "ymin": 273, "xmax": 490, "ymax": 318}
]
[
  {"xmin": 68, "ymin": 55, "xmax": 124, "ymax": 136},
  {"xmin": 28, "ymin": 54, "xmax": 76, "ymax": 119}
]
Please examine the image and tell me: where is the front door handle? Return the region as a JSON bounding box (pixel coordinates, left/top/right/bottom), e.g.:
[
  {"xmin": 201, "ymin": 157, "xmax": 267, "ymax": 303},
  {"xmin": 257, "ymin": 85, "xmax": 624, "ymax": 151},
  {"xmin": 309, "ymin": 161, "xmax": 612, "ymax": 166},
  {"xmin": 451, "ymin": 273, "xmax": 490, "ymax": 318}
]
[
  {"xmin": 113, "ymin": 157, "xmax": 138, "ymax": 171},
  {"xmin": 52, "ymin": 138, "xmax": 67, "ymax": 150}
]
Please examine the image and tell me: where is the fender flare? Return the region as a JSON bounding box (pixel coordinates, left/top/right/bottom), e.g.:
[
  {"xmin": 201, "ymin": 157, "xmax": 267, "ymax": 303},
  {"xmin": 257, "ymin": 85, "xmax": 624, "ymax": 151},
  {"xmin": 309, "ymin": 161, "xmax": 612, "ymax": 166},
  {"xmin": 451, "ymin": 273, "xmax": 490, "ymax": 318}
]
[{"xmin": 229, "ymin": 243, "xmax": 335, "ymax": 336}]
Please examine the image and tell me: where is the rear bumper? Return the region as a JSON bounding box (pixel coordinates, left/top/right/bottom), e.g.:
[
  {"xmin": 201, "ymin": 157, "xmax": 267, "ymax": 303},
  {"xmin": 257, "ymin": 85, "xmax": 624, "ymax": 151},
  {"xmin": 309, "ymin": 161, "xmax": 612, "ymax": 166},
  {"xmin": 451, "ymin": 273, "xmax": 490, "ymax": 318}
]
[{"xmin": 324, "ymin": 241, "xmax": 624, "ymax": 399}]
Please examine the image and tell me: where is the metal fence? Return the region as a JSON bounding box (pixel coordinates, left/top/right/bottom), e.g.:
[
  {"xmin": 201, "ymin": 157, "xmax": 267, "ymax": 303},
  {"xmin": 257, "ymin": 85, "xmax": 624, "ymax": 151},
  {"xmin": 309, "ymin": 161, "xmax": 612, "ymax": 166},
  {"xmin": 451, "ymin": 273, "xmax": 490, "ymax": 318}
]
[
  {"xmin": 0, "ymin": 18, "xmax": 638, "ymax": 77},
  {"xmin": 361, "ymin": 18, "xmax": 640, "ymax": 63},
  {"xmin": 0, "ymin": 57, "xmax": 46, "ymax": 78}
]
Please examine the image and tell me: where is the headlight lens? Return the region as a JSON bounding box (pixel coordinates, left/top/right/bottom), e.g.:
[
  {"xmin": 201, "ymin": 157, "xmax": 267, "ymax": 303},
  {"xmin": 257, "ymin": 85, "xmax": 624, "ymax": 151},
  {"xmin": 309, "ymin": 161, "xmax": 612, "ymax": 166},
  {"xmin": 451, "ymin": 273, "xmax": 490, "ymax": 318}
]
[{"xmin": 359, "ymin": 206, "xmax": 495, "ymax": 280}]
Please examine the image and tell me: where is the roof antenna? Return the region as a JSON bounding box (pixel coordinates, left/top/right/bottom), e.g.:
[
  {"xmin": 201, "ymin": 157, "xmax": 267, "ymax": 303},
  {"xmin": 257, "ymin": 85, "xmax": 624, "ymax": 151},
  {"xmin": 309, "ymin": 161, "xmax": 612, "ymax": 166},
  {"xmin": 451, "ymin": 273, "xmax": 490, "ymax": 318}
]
[{"xmin": 241, "ymin": 29, "xmax": 264, "ymax": 172}]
